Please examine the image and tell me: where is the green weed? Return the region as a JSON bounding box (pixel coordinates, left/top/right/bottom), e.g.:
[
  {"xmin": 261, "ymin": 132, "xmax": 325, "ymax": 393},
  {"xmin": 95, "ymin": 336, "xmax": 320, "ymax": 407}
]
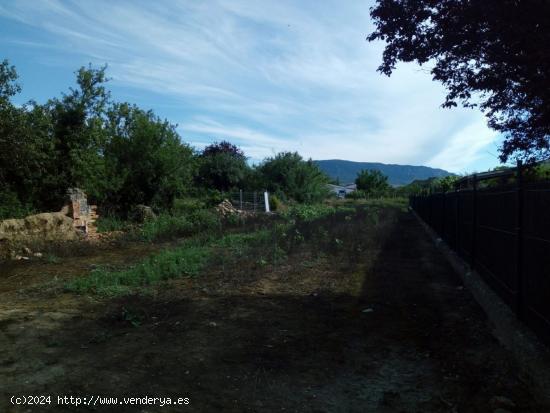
[{"xmin": 96, "ymin": 216, "xmax": 131, "ymax": 233}]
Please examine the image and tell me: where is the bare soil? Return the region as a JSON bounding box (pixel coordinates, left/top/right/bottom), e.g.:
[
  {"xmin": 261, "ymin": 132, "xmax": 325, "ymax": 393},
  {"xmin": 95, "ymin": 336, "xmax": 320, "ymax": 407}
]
[{"xmin": 0, "ymin": 208, "xmax": 548, "ymax": 412}]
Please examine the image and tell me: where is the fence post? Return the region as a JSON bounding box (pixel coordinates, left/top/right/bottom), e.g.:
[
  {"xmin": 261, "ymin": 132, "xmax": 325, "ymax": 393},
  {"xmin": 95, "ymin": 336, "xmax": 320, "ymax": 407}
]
[
  {"xmin": 455, "ymin": 187, "xmax": 459, "ymax": 251},
  {"xmin": 239, "ymin": 189, "xmax": 243, "ymax": 210},
  {"xmin": 471, "ymin": 174, "xmax": 478, "ymax": 269},
  {"xmin": 428, "ymin": 187, "xmax": 433, "ymax": 226},
  {"xmin": 516, "ymin": 160, "xmax": 524, "ymax": 319},
  {"xmin": 442, "ymin": 192, "xmax": 446, "ymax": 238},
  {"xmin": 264, "ymin": 191, "xmax": 270, "ymax": 213}
]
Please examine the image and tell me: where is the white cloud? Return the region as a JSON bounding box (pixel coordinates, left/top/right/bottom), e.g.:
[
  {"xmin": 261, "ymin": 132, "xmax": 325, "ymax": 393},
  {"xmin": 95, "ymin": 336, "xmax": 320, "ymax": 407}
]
[{"xmin": 0, "ymin": 0, "xmax": 500, "ymax": 172}]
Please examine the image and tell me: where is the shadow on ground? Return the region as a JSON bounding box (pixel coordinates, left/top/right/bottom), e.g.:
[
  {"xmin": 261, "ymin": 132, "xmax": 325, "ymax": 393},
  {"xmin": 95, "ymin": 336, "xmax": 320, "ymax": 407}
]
[{"xmin": 0, "ymin": 210, "xmax": 546, "ymax": 412}]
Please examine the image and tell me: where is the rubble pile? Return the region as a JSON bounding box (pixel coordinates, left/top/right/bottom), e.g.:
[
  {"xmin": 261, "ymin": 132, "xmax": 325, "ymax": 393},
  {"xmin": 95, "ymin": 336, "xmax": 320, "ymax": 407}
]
[{"xmin": 215, "ymin": 200, "xmax": 240, "ymax": 217}]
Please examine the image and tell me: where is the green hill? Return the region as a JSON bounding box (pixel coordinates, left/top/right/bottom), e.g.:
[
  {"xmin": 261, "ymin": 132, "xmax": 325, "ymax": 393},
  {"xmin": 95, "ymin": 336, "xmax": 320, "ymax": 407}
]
[{"xmin": 314, "ymin": 159, "xmax": 453, "ymax": 186}]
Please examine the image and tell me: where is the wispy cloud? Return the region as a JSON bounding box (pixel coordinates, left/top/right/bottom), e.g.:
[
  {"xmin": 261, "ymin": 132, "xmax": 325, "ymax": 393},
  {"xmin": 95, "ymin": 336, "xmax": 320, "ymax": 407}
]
[{"xmin": 0, "ymin": 0, "xmax": 500, "ymax": 172}]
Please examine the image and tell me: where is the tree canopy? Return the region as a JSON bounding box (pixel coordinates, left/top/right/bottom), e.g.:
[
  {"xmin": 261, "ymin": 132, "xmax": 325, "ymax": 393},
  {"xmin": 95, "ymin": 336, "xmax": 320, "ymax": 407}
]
[
  {"xmin": 258, "ymin": 152, "xmax": 330, "ymax": 204},
  {"xmin": 0, "ymin": 62, "xmax": 195, "ymax": 217},
  {"xmin": 197, "ymin": 141, "xmax": 249, "ymax": 192},
  {"xmin": 355, "ymin": 169, "xmax": 390, "ymax": 195},
  {"xmin": 368, "ymin": 0, "xmax": 550, "ymax": 163},
  {"xmin": 0, "ymin": 61, "xmax": 338, "ymax": 219}
]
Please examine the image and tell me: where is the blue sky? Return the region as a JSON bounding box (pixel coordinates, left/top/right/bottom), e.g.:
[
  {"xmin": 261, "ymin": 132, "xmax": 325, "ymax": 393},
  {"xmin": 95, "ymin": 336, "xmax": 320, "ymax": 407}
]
[{"xmin": 0, "ymin": 0, "xmax": 505, "ymax": 173}]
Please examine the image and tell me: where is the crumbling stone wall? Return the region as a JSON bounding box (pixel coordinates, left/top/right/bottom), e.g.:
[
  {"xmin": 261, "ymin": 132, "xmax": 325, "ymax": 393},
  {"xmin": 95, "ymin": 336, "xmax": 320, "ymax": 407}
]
[
  {"xmin": 0, "ymin": 188, "xmax": 101, "ymax": 260},
  {"xmin": 62, "ymin": 188, "xmax": 98, "ymax": 237}
]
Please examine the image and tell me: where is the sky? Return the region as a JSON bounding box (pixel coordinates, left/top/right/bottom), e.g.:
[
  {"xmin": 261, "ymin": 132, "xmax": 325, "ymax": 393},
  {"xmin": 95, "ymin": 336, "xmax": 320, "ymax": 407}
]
[{"xmin": 0, "ymin": 0, "xmax": 505, "ymax": 173}]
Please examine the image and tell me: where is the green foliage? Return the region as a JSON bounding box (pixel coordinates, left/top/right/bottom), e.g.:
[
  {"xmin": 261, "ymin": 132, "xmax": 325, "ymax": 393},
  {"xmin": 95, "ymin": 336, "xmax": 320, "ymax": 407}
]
[
  {"xmin": 67, "ymin": 240, "xmax": 212, "ymax": 295},
  {"xmin": 399, "ymin": 174, "xmax": 463, "ymax": 195},
  {"xmin": 65, "ymin": 198, "xmax": 409, "ymax": 297},
  {"xmin": 355, "ymin": 169, "xmax": 390, "ymax": 196},
  {"xmin": 258, "ymin": 152, "xmax": 330, "ymax": 203},
  {"xmin": 369, "ymin": 0, "xmax": 550, "ymax": 163},
  {"xmin": 268, "ymin": 194, "xmax": 286, "ymax": 212},
  {"xmin": 197, "ymin": 141, "xmax": 249, "ymax": 192},
  {"xmin": 96, "ymin": 215, "xmax": 130, "ymax": 233},
  {"xmin": 283, "ymin": 204, "xmax": 336, "ymax": 222},
  {"xmin": 0, "ymin": 60, "xmax": 359, "ymax": 221},
  {"xmin": 345, "ymin": 190, "xmax": 367, "ymax": 200},
  {"xmin": 138, "ymin": 209, "xmax": 221, "ymax": 242},
  {"xmin": 42, "ymin": 64, "xmax": 111, "ymax": 207},
  {"xmin": 0, "ymin": 190, "xmax": 35, "ymax": 220},
  {"xmin": 432, "ymin": 175, "xmax": 460, "ymax": 192},
  {"xmin": 67, "ymin": 227, "xmax": 276, "ymax": 296},
  {"xmin": 103, "ymin": 103, "xmax": 195, "ymax": 212},
  {"xmin": 527, "ymin": 163, "xmax": 550, "ymax": 182},
  {"xmin": 171, "ymin": 197, "xmax": 207, "ymax": 214},
  {"xmin": 0, "ymin": 62, "xmax": 59, "ymax": 212}
]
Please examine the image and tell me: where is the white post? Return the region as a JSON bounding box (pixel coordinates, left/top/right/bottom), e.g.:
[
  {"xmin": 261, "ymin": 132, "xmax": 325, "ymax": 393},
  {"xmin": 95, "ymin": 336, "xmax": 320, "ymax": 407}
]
[{"xmin": 264, "ymin": 191, "xmax": 270, "ymax": 212}]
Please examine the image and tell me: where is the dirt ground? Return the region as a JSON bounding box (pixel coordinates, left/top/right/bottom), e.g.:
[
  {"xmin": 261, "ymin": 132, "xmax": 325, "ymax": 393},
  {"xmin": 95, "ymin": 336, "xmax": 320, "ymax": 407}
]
[{"xmin": 0, "ymin": 208, "xmax": 548, "ymax": 412}]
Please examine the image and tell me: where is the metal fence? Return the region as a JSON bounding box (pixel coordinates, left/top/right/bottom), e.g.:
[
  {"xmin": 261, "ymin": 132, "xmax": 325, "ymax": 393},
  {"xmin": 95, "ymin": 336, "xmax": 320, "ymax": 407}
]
[
  {"xmin": 410, "ymin": 163, "xmax": 550, "ymax": 345},
  {"xmin": 229, "ymin": 190, "xmax": 270, "ymax": 213}
]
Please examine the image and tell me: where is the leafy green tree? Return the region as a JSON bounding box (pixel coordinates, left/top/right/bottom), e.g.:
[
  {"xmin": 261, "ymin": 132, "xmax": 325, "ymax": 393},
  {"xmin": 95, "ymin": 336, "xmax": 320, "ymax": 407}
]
[
  {"xmin": 0, "ymin": 60, "xmax": 55, "ymax": 215},
  {"xmin": 433, "ymin": 175, "xmax": 460, "ymax": 192},
  {"xmin": 355, "ymin": 169, "xmax": 390, "ymax": 195},
  {"xmin": 258, "ymin": 152, "xmax": 330, "ymax": 203},
  {"xmin": 368, "ymin": 0, "xmax": 550, "ymax": 163},
  {"xmin": 104, "ymin": 103, "xmax": 195, "ymax": 213},
  {"xmin": 197, "ymin": 141, "xmax": 249, "ymax": 192},
  {"xmin": 43, "ymin": 64, "xmax": 111, "ymax": 206},
  {"xmin": 0, "ymin": 59, "xmax": 20, "ymax": 104}
]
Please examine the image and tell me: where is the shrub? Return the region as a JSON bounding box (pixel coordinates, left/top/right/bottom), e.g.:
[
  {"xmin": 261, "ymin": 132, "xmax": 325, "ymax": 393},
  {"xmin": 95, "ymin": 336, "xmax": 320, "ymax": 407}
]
[
  {"xmin": 346, "ymin": 190, "xmax": 367, "ymax": 200},
  {"xmin": 257, "ymin": 152, "xmax": 330, "ymax": 203},
  {"xmin": 284, "ymin": 204, "xmax": 336, "ymax": 222},
  {"xmin": 172, "ymin": 197, "xmax": 207, "ymax": 215},
  {"xmin": 0, "ymin": 190, "xmax": 34, "ymax": 220},
  {"xmin": 138, "ymin": 209, "xmax": 221, "ymax": 242},
  {"xmin": 67, "ymin": 240, "xmax": 211, "ymax": 295},
  {"xmin": 268, "ymin": 194, "xmax": 286, "ymax": 212},
  {"xmin": 139, "ymin": 214, "xmax": 190, "ymax": 242},
  {"xmin": 96, "ymin": 215, "xmax": 131, "ymax": 233}
]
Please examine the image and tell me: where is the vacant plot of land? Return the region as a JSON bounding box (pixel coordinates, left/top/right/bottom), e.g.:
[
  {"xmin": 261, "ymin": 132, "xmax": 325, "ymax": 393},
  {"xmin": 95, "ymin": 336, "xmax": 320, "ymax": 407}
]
[{"xmin": 0, "ymin": 204, "xmax": 547, "ymax": 412}]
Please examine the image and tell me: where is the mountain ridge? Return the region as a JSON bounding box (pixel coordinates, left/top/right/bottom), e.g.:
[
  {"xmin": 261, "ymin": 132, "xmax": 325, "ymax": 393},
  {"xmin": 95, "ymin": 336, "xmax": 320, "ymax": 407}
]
[{"xmin": 314, "ymin": 159, "xmax": 454, "ymax": 186}]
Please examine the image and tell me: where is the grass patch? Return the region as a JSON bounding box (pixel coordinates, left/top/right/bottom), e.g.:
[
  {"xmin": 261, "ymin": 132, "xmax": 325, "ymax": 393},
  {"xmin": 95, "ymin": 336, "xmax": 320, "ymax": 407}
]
[
  {"xmin": 66, "ymin": 229, "xmax": 280, "ymax": 296},
  {"xmin": 96, "ymin": 216, "xmax": 131, "ymax": 233},
  {"xmin": 66, "ymin": 200, "xmax": 404, "ymax": 296},
  {"xmin": 137, "ymin": 209, "xmax": 221, "ymax": 242},
  {"xmin": 66, "ymin": 239, "xmax": 211, "ymax": 296}
]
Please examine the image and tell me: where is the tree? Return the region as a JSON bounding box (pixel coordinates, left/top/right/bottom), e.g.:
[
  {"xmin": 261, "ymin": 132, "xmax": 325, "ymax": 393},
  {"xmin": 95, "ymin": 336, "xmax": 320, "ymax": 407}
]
[
  {"xmin": 258, "ymin": 152, "xmax": 330, "ymax": 203},
  {"xmin": 45, "ymin": 64, "xmax": 111, "ymax": 205},
  {"xmin": 368, "ymin": 0, "xmax": 550, "ymax": 163},
  {"xmin": 104, "ymin": 103, "xmax": 195, "ymax": 213},
  {"xmin": 197, "ymin": 140, "xmax": 249, "ymax": 192},
  {"xmin": 0, "ymin": 59, "xmax": 20, "ymax": 105},
  {"xmin": 0, "ymin": 60, "xmax": 56, "ymax": 215},
  {"xmin": 355, "ymin": 169, "xmax": 389, "ymax": 195},
  {"xmin": 433, "ymin": 175, "xmax": 460, "ymax": 192}
]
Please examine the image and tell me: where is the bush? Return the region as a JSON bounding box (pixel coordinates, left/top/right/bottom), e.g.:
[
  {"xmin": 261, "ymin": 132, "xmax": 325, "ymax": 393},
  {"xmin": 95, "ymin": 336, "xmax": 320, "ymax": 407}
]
[
  {"xmin": 268, "ymin": 194, "xmax": 286, "ymax": 212},
  {"xmin": 138, "ymin": 209, "xmax": 221, "ymax": 242},
  {"xmin": 172, "ymin": 197, "xmax": 207, "ymax": 215},
  {"xmin": 284, "ymin": 204, "xmax": 336, "ymax": 222},
  {"xmin": 345, "ymin": 190, "xmax": 367, "ymax": 200},
  {"xmin": 139, "ymin": 214, "xmax": 190, "ymax": 242},
  {"xmin": 67, "ymin": 227, "xmax": 278, "ymax": 296},
  {"xmin": 96, "ymin": 215, "xmax": 131, "ymax": 233},
  {"xmin": 0, "ymin": 190, "xmax": 34, "ymax": 220},
  {"xmin": 258, "ymin": 152, "xmax": 330, "ymax": 204},
  {"xmin": 67, "ymin": 239, "xmax": 212, "ymax": 295}
]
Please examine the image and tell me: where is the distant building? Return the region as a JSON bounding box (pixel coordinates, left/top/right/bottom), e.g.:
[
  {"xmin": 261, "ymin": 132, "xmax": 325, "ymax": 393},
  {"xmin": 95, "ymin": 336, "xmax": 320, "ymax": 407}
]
[{"xmin": 328, "ymin": 183, "xmax": 356, "ymax": 198}]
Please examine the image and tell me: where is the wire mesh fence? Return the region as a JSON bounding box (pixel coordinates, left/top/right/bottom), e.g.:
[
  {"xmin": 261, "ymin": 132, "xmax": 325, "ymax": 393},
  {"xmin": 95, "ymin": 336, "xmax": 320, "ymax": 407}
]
[
  {"xmin": 410, "ymin": 163, "xmax": 550, "ymax": 346},
  {"xmin": 228, "ymin": 191, "xmax": 270, "ymax": 213}
]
